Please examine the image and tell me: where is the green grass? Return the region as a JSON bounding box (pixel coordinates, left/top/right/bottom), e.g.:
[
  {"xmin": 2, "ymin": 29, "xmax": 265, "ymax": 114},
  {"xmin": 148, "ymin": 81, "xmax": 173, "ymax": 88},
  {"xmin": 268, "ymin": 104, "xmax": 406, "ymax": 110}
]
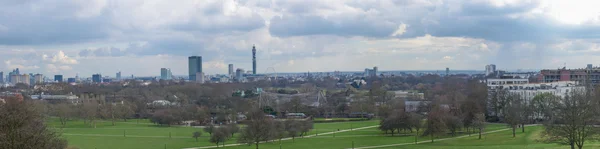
[
  {"xmin": 50, "ymin": 118, "xmax": 380, "ymax": 149},
  {"xmin": 53, "ymin": 118, "xmax": 587, "ymax": 149}
]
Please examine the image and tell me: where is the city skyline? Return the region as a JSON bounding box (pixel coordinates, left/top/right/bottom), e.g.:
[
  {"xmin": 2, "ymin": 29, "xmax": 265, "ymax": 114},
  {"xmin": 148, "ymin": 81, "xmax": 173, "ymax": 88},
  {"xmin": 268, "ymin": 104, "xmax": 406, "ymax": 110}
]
[{"xmin": 0, "ymin": 0, "xmax": 599, "ymax": 77}]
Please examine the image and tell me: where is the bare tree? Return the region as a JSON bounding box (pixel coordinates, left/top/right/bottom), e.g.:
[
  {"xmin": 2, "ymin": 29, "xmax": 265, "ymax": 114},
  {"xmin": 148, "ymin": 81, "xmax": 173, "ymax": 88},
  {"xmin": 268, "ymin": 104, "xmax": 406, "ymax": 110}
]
[
  {"xmin": 51, "ymin": 103, "xmax": 72, "ymax": 127},
  {"xmin": 204, "ymin": 124, "xmax": 215, "ymax": 135},
  {"xmin": 285, "ymin": 120, "xmax": 301, "ymax": 142},
  {"xmin": 227, "ymin": 123, "xmax": 240, "ymax": 137},
  {"xmin": 408, "ymin": 112, "xmax": 423, "ymax": 143},
  {"xmin": 192, "ymin": 131, "xmax": 202, "ymax": 142},
  {"xmin": 472, "ymin": 113, "xmax": 486, "ymax": 139},
  {"xmin": 210, "ymin": 128, "xmax": 228, "ymax": 147},
  {"xmin": 423, "ymin": 103, "xmax": 447, "ymax": 142},
  {"xmin": 545, "ymin": 88, "xmax": 600, "ymax": 149},
  {"xmin": 444, "ymin": 115, "xmax": 463, "ymax": 136},
  {"xmin": 0, "ymin": 98, "xmax": 68, "ymax": 149},
  {"xmin": 502, "ymin": 93, "xmax": 522, "ymax": 138},
  {"xmin": 238, "ymin": 109, "xmax": 275, "ymax": 149}
]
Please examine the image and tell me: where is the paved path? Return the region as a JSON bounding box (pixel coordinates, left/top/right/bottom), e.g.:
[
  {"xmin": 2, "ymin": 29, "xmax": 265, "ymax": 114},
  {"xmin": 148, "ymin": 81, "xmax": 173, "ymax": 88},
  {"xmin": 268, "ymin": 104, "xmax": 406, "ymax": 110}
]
[
  {"xmin": 62, "ymin": 133, "xmax": 192, "ymax": 139},
  {"xmin": 182, "ymin": 125, "xmax": 380, "ymax": 149},
  {"xmin": 348, "ymin": 124, "xmax": 540, "ymax": 149}
]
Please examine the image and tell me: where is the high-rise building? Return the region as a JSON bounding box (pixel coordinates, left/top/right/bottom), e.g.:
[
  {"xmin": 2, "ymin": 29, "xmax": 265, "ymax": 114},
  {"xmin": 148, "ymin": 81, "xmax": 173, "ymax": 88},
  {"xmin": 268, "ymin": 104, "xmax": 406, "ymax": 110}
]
[
  {"xmin": 587, "ymin": 64, "xmax": 593, "ymax": 69},
  {"xmin": 15, "ymin": 68, "xmax": 19, "ymax": 75},
  {"xmin": 116, "ymin": 71, "xmax": 122, "ymax": 81},
  {"xmin": 0, "ymin": 71, "xmax": 3, "ymax": 83},
  {"xmin": 188, "ymin": 56, "xmax": 202, "ymax": 81},
  {"xmin": 446, "ymin": 67, "xmax": 450, "ymax": 76},
  {"xmin": 10, "ymin": 74, "xmax": 30, "ymax": 85},
  {"xmin": 67, "ymin": 78, "xmax": 76, "ymax": 83},
  {"xmin": 34, "ymin": 74, "xmax": 43, "ymax": 84},
  {"xmin": 54, "ymin": 75, "xmax": 63, "ymax": 82},
  {"xmin": 92, "ymin": 74, "xmax": 102, "ymax": 83},
  {"xmin": 236, "ymin": 68, "xmax": 244, "ymax": 81},
  {"xmin": 196, "ymin": 72, "xmax": 205, "ymax": 84},
  {"xmin": 161, "ymin": 68, "xmax": 172, "ymax": 80},
  {"xmin": 228, "ymin": 64, "xmax": 234, "ymax": 76},
  {"xmin": 252, "ymin": 45, "xmax": 257, "ymax": 75},
  {"xmin": 485, "ymin": 64, "xmax": 497, "ymax": 76}
]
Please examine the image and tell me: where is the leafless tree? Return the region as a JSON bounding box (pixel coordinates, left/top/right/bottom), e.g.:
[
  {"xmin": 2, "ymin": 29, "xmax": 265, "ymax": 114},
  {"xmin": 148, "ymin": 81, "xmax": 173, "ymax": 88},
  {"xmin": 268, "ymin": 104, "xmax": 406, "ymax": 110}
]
[
  {"xmin": 545, "ymin": 88, "xmax": 600, "ymax": 149},
  {"xmin": 502, "ymin": 93, "xmax": 522, "ymax": 138},
  {"xmin": 51, "ymin": 102, "xmax": 72, "ymax": 127},
  {"xmin": 237, "ymin": 109, "xmax": 275, "ymax": 149},
  {"xmin": 0, "ymin": 98, "xmax": 68, "ymax": 149},
  {"xmin": 210, "ymin": 128, "xmax": 228, "ymax": 147},
  {"xmin": 192, "ymin": 131, "xmax": 202, "ymax": 142},
  {"xmin": 472, "ymin": 113, "xmax": 486, "ymax": 139},
  {"xmin": 204, "ymin": 125, "xmax": 216, "ymax": 135},
  {"xmin": 423, "ymin": 103, "xmax": 447, "ymax": 142}
]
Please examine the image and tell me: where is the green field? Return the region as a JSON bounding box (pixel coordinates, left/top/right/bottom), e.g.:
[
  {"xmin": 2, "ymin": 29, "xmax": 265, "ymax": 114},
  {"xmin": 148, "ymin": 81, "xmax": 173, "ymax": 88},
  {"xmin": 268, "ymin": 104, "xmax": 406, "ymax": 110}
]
[
  {"xmin": 49, "ymin": 119, "xmax": 380, "ymax": 149},
  {"xmin": 50, "ymin": 117, "xmax": 573, "ymax": 149}
]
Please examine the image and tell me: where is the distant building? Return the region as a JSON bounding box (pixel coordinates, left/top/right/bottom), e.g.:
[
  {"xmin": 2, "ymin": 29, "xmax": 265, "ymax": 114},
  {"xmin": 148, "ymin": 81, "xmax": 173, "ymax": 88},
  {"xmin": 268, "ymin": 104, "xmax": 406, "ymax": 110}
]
[
  {"xmin": 196, "ymin": 72, "xmax": 205, "ymax": 84},
  {"xmin": 54, "ymin": 75, "xmax": 63, "ymax": 82},
  {"xmin": 102, "ymin": 78, "xmax": 112, "ymax": 83},
  {"xmin": 539, "ymin": 66, "xmax": 600, "ymax": 85},
  {"xmin": 228, "ymin": 64, "xmax": 234, "ymax": 77},
  {"xmin": 252, "ymin": 45, "xmax": 257, "ymax": 75},
  {"xmin": 160, "ymin": 68, "xmax": 172, "ymax": 80},
  {"xmin": 587, "ymin": 64, "xmax": 593, "ymax": 69},
  {"xmin": 236, "ymin": 68, "xmax": 244, "ymax": 81},
  {"xmin": 92, "ymin": 74, "xmax": 102, "ymax": 83},
  {"xmin": 446, "ymin": 67, "xmax": 450, "ymax": 76},
  {"xmin": 116, "ymin": 71, "xmax": 122, "ymax": 81},
  {"xmin": 10, "ymin": 74, "xmax": 30, "ymax": 85},
  {"xmin": 188, "ymin": 56, "xmax": 202, "ymax": 81},
  {"xmin": 67, "ymin": 78, "xmax": 76, "ymax": 83},
  {"xmin": 364, "ymin": 67, "xmax": 378, "ymax": 77},
  {"xmin": 0, "ymin": 71, "xmax": 3, "ymax": 83},
  {"xmin": 34, "ymin": 74, "xmax": 43, "ymax": 84},
  {"xmin": 485, "ymin": 64, "xmax": 497, "ymax": 76}
]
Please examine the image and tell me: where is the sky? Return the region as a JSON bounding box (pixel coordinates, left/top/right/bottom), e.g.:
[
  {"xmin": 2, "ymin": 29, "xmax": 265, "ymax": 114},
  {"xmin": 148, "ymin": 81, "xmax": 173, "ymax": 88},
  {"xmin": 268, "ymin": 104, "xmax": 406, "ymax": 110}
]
[{"xmin": 1, "ymin": 0, "xmax": 600, "ymax": 77}]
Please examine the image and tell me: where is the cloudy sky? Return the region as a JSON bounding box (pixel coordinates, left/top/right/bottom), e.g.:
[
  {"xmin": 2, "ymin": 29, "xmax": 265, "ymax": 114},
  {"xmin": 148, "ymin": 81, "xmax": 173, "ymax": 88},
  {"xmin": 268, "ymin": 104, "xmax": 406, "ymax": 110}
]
[{"xmin": 1, "ymin": 0, "xmax": 600, "ymax": 77}]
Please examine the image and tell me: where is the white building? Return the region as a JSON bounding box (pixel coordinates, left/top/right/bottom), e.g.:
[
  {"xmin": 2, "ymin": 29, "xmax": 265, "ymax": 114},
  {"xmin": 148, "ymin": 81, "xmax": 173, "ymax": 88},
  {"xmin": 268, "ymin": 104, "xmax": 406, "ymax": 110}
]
[
  {"xmin": 487, "ymin": 78, "xmax": 581, "ymax": 102},
  {"xmin": 485, "ymin": 64, "xmax": 496, "ymax": 76}
]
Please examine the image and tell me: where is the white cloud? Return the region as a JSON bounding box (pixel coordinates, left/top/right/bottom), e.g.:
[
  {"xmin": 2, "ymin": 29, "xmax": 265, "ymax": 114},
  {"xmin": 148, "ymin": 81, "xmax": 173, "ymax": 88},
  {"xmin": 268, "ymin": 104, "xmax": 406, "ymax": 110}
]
[
  {"xmin": 44, "ymin": 51, "xmax": 78, "ymax": 64},
  {"xmin": 390, "ymin": 23, "xmax": 407, "ymax": 37}
]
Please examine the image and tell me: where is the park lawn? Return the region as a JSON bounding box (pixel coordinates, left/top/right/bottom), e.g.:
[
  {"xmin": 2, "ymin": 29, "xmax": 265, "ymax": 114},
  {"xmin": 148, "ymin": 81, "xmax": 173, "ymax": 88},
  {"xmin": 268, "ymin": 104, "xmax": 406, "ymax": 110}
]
[
  {"xmin": 49, "ymin": 118, "xmax": 380, "ymax": 149},
  {"xmin": 224, "ymin": 123, "xmax": 510, "ymax": 149}
]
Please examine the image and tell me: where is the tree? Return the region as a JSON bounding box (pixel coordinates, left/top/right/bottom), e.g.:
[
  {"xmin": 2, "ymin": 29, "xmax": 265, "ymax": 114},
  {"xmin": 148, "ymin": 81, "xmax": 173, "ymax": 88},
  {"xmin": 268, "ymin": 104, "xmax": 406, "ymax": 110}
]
[
  {"xmin": 80, "ymin": 100, "xmax": 100, "ymax": 128},
  {"xmin": 530, "ymin": 93, "xmax": 559, "ymax": 121},
  {"xmin": 285, "ymin": 120, "xmax": 301, "ymax": 142},
  {"xmin": 545, "ymin": 88, "xmax": 600, "ymax": 149},
  {"xmin": 299, "ymin": 120, "xmax": 313, "ymax": 137},
  {"xmin": 472, "ymin": 113, "xmax": 486, "ymax": 140},
  {"xmin": 150, "ymin": 108, "xmax": 180, "ymax": 126},
  {"xmin": 192, "ymin": 131, "xmax": 202, "ymax": 142},
  {"xmin": 408, "ymin": 112, "xmax": 423, "ymax": 143},
  {"xmin": 238, "ymin": 109, "xmax": 275, "ymax": 149},
  {"xmin": 0, "ymin": 98, "xmax": 68, "ymax": 149},
  {"xmin": 51, "ymin": 103, "xmax": 72, "ymax": 127},
  {"xmin": 226, "ymin": 123, "xmax": 240, "ymax": 137},
  {"xmin": 210, "ymin": 128, "xmax": 228, "ymax": 147},
  {"xmin": 502, "ymin": 94, "xmax": 522, "ymax": 138},
  {"xmin": 444, "ymin": 115, "xmax": 463, "ymax": 136},
  {"xmin": 423, "ymin": 103, "xmax": 447, "ymax": 142},
  {"xmin": 204, "ymin": 124, "xmax": 215, "ymax": 135}
]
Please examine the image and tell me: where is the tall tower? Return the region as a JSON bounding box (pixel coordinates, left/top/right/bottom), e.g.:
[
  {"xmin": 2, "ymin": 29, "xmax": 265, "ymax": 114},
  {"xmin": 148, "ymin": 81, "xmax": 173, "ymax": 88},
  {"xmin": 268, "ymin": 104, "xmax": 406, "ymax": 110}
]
[
  {"xmin": 188, "ymin": 56, "xmax": 202, "ymax": 81},
  {"xmin": 252, "ymin": 45, "xmax": 256, "ymax": 75}
]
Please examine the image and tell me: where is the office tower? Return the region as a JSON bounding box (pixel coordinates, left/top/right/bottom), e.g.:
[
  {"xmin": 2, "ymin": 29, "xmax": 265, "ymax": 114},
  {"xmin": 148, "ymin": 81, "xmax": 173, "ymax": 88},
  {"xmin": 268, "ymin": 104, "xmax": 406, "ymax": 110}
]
[
  {"xmin": 252, "ymin": 45, "xmax": 257, "ymax": 75},
  {"xmin": 236, "ymin": 68, "xmax": 244, "ymax": 81},
  {"xmin": 588, "ymin": 64, "xmax": 593, "ymax": 69},
  {"xmin": 446, "ymin": 67, "xmax": 450, "ymax": 76},
  {"xmin": 188, "ymin": 56, "xmax": 202, "ymax": 81},
  {"xmin": 92, "ymin": 74, "xmax": 102, "ymax": 83},
  {"xmin": 0, "ymin": 71, "xmax": 3, "ymax": 83},
  {"xmin": 161, "ymin": 68, "xmax": 172, "ymax": 80},
  {"xmin": 54, "ymin": 75, "xmax": 63, "ymax": 82},
  {"xmin": 34, "ymin": 74, "xmax": 43, "ymax": 84},
  {"xmin": 67, "ymin": 78, "xmax": 76, "ymax": 83},
  {"xmin": 373, "ymin": 66, "xmax": 378, "ymax": 77},
  {"xmin": 15, "ymin": 68, "xmax": 19, "ymax": 75},
  {"xmin": 10, "ymin": 74, "xmax": 30, "ymax": 85},
  {"xmin": 228, "ymin": 64, "xmax": 234, "ymax": 76},
  {"xmin": 196, "ymin": 72, "xmax": 205, "ymax": 84},
  {"xmin": 116, "ymin": 71, "xmax": 122, "ymax": 81},
  {"xmin": 29, "ymin": 73, "xmax": 34, "ymax": 85}
]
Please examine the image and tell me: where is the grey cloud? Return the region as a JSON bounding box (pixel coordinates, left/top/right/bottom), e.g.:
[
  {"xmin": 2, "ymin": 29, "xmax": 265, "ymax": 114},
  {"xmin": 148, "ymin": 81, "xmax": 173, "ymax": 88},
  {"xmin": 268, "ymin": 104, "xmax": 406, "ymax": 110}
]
[
  {"xmin": 79, "ymin": 47, "xmax": 126, "ymax": 57},
  {"xmin": 269, "ymin": 15, "xmax": 398, "ymax": 38},
  {"xmin": 459, "ymin": 0, "xmax": 540, "ymax": 16}
]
